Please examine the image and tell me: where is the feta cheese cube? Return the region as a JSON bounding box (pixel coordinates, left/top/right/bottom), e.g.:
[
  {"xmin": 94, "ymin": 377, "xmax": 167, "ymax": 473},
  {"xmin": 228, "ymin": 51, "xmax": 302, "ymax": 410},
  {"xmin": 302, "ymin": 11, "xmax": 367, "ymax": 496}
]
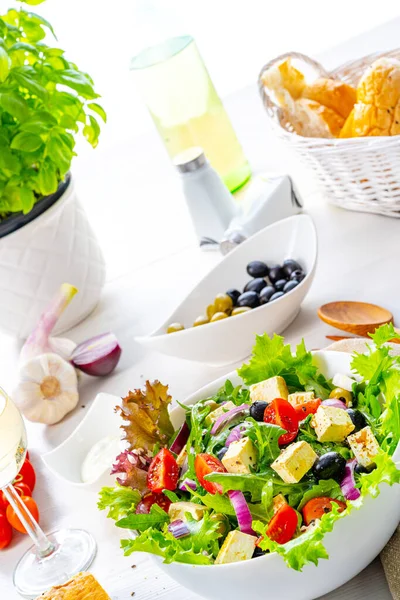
[
  {"xmin": 205, "ymin": 401, "xmax": 236, "ymax": 426},
  {"xmin": 347, "ymin": 426, "xmax": 380, "ymax": 468},
  {"xmin": 221, "ymin": 437, "xmax": 256, "ymax": 474},
  {"xmin": 272, "ymin": 493, "xmax": 287, "ymax": 514},
  {"xmin": 215, "ymin": 530, "xmax": 256, "ymax": 564},
  {"xmin": 271, "ymin": 441, "xmax": 317, "ymax": 484},
  {"xmin": 288, "ymin": 391, "xmax": 315, "ymax": 408},
  {"xmin": 312, "ymin": 405, "xmax": 355, "ymax": 442},
  {"xmin": 168, "ymin": 502, "xmax": 207, "ymax": 522},
  {"xmin": 249, "ymin": 376, "xmax": 288, "ymax": 403}
]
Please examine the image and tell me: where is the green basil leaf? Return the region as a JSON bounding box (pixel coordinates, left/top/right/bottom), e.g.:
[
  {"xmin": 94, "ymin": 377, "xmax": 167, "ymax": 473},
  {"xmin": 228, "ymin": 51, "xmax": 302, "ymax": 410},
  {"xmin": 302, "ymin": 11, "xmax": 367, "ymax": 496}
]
[
  {"xmin": 0, "ymin": 93, "xmax": 29, "ymax": 122},
  {"xmin": 19, "ymin": 186, "xmax": 35, "ymax": 213},
  {"xmin": 9, "ymin": 42, "xmax": 39, "ymax": 54},
  {"xmin": 88, "ymin": 102, "xmax": 107, "ymax": 123},
  {"xmin": 12, "ymin": 67, "xmax": 48, "ymax": 100},
  {"xmin": 11, "ymin": 131, "xmax": 43, "ymax": 152},
  {"xmin": 37, "ymin": 160, "xmax": 58, "ymax": 195},
  {"xmin": 0, "ymin": 46, "xmax": 10, "ymax": 82}
]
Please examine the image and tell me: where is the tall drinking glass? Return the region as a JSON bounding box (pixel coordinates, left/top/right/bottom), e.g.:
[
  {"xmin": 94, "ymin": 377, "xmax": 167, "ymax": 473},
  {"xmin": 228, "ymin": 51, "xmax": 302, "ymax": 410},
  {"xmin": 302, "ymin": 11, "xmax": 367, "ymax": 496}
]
[
  {"xmin": 0, "ymin": 388, "xmax": 96, "ymax": 597},
  {"xmin": 131, "ymin": 35, "xmax": 251, "ymax": 193}
]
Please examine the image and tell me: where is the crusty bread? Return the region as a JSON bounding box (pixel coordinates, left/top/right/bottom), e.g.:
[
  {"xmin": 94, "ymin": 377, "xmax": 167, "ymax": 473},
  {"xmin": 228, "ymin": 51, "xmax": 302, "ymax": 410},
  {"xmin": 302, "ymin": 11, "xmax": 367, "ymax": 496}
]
[
  {"xmin": 303, "ymin": 78, "xmax": 356, "ymax": 120},
  {"xmin": 341, "ymin": 58, "xmax": 400, "ymax": 137},
  {"xmin": 261, "ymin": 58, "xmax": 356, "ymax": 138},
  {"xmin": 36, "ymin": 572, "xmax": 111, "ymax": 600}
]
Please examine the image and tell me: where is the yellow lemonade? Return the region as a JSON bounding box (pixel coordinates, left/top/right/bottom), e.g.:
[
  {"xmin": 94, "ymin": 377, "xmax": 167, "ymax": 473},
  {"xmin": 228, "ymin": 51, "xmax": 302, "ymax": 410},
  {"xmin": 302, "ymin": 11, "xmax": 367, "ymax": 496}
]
[{"xmin": 131, "ymin": 36, "xmax": 251, "ymax": 192}]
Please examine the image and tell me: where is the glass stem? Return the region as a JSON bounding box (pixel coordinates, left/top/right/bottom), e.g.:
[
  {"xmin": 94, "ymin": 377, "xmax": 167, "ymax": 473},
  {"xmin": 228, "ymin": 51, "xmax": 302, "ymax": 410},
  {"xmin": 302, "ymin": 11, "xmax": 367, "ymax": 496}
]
[{"xmin": 3, "ymin": 484, "xmax": 55, "ymax": 558}]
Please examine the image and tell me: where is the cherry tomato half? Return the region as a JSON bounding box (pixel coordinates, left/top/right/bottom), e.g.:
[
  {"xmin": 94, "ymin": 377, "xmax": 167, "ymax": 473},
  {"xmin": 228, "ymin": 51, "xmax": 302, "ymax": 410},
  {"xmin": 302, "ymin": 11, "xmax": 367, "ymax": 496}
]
[
  {"xmin": 147, "ymin": 448, "xmax": 179, "ymax": 493},
  {"xmin": 294, "ymin": 398, "xmax": 322, "ymax": 420},
  {"xmin": 264, "ymin": 398, "xmax": 299, "ymax": 445},
  {"xmin": 302, "ymin": 496, "xmax": 347, "ymax": 526},
  {"xmin": 136, "ymin": 492, "xmax": 171, "ymax": 514},
  {"xmin": 195, "ymin": 453, "xmax": 227, "ymax": 495},
  {"xmin": 6, "ymin": 496, "xmax": 39, "ymax": 534},
  {"xmin": 0, "ymin": 482, "xmax": 32, "ymax": 511},
  {"xmin": 265, "ymin": 503, "xmax": 298, "ymax": 545},
  {"xmin": 17, "ymin": 460, "xmax": 36, "ymax": 492},
  {"xmin": 0, "ymin": 513, "xmax": 12, "ymax": 549}
]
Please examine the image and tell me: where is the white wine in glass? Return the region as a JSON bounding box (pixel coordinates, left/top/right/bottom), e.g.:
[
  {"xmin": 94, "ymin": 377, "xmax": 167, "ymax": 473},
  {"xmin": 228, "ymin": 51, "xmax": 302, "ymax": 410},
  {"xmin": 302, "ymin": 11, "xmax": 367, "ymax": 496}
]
[{"xmin": 0, "ymin": 387, "xmax": 96, "ymax": 597}]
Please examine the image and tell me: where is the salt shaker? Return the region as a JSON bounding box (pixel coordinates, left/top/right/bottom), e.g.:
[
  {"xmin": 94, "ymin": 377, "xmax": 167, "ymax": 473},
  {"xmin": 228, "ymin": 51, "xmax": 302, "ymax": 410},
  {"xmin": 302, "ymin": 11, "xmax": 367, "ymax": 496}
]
[{"xmin": 174, "ymin": 147, "xmax": 237, "ymax": 242}]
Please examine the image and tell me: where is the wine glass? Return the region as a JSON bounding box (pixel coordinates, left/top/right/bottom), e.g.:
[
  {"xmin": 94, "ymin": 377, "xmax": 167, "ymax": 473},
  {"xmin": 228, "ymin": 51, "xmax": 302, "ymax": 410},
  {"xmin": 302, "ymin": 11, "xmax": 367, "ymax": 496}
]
[{"xmin": 0, "ymin": 387, "xmax": 97, "ymax": 597}]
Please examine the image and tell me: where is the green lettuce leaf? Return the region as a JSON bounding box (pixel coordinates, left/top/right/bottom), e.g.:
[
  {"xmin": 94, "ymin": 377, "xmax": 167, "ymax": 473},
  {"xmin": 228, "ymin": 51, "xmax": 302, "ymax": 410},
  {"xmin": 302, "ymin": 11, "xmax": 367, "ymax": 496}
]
[
  {"xmin": 204, "ymin": 472, "xmax": 270, "ymax": 502},
  {"xmin": 369, "ymin": 323, "xmax": 400, "ymax": 347},
  {"xmin": 297, "ymin": 479, "xmax": 343, "ymax": 511},
  {"xmin": 120, "ymin": 513, "xmax": 221, "ymax": 565},
  {"xmin": 253, "ymin": 503, "xmax": 348, "ymax": 571},
  {"xmin": 237, "ymin": 334, "xmax": 331, "ymax": 398},
  {"xmin": 116, "ymin": 504, "xmax": 169, "ymax": 531},
  {"xmin": 210, "ymin": 379, "xmax": 251, "ymax": 407},
  {"xmin": 97, "ymin": 485, "xmax": 141, "ymax": 521},
  {"xmin": 245, "ymin": 418, "xmax": 284, "ymax": 470},
  {"xmin": 359, "ymin": 452, "xmax": 400, "ymax": 498}
]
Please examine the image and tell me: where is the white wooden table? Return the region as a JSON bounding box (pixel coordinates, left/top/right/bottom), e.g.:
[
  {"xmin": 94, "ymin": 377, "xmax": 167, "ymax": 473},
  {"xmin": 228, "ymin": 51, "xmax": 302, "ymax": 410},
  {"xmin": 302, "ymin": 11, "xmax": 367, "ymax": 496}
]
[{"xmin": 2, "ymin": 17, "xmax": 400, "ymax": 600}]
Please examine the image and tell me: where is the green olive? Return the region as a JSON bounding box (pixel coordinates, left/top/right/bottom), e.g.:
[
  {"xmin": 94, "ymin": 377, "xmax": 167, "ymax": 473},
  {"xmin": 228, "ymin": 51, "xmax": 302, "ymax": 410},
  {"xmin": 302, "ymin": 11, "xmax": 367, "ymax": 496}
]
[
  {"xmin": 210, "ymin": 513, "xmax": 230, "ymax": 537},
  {"xmin": 210, "ymin": 311, "xmax": 229, "ymax": 322},
  {"xmin": 231, "ymin": 306, "xmax": 252, "ymax": 316},
  {"xmin": 214, "ymin": 293, "xmax": 233, "ymax": 313},
  {"xmin": 329, "ymin": 387, "xmax": 353, "ymax": 406},
  {"xmin": 193, "ymin": 315, "xmax": 209, "ymax": 327},
  {"xmin": 167, "ymin": 322, "xmax": 185, "ymax": 334},
  {"xmin": 207, "ymin": 303, "xmax": 217, "ymax": 320}
]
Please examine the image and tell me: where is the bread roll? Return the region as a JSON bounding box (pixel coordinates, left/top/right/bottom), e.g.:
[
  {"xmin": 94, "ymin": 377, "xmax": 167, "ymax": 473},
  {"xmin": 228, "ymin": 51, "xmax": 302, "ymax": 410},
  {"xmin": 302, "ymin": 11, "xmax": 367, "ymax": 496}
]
[
  {"xmin": 36, "ymin": 572, "xmax": 111, "ymax": 600},
  {"xmin": 303, "ymin": 78, "xmax": 356, "ymax": 120}
]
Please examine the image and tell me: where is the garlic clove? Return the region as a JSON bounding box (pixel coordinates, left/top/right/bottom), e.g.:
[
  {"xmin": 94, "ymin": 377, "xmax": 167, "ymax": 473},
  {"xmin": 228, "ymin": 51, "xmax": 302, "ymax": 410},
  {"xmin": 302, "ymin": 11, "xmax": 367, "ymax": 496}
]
[
  {"xmin": 13, "ymin": 353, "xmax": 79, "ymax": 425},
  {"xmin": 48, "ymin": 337, "xmax": 77, "ymax": 360}
]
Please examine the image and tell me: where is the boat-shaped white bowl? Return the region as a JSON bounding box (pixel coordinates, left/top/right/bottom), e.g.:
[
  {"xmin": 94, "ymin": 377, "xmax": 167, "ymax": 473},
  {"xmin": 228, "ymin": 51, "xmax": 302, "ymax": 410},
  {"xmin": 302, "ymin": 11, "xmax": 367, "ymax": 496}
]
[
  {"xmin": 42, "ymin": 393, "xmax": 122, "ymax": 489},
  {"xmin": 158, "ymin": 350, "xmax": 400, "ymax": 600},
  {"xmin": 136, "ymin": 214, "xmax": 317, "ymax": 365}
]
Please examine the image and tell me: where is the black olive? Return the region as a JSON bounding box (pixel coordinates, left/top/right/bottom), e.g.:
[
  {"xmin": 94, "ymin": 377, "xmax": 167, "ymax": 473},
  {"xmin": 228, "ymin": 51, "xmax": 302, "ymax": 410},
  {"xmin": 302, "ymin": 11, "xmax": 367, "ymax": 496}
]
[
  {"xmin": 237, "ymin": 291, "xmax": 260, "ymax": 309},
  {"xmin": 269, "ymin": 291, "xmax": 284, "ymax": 302},
  {"xmin": 268, "ymin": 265, "xmax": 284, "ymax": 283},
  {"xmin": 249, "ymin": 401, "xmax": 268, "ymax": 421},
  {"xmin": 354, "ymin": 462, "xmax": 376, "ymax": 475},
  {"xmin": 259, "ymin": 286, "xmax": 276, "ymax": 304},
  {"xmin": 216, "ymin": 447, "xmax": 228, "ymax": 461},
  {"xmin": 274, "ymin": 279, "xmax": 288, "ymax": 292},
  {"xmin": 312, "ymin": 452, "xmax": 346, "ymax": 481},
  {"xmin": 290, "ymin": 269, "xmax": 305, "ymax": 282},
  {"xmin": 283, "ymin": 280, "xmax": 299, "ymax": 293},
  {"xmin": 226, "ymin": 289, "xmax": 241, "ymax": 305},
  {"xmin": 283, "ymin": 259, "xmax": 302, "ymax": 277},
  {"xmin": 246, "ymin": 261, "xmax": 269, "ymax": 278},
  {"xmin": 346, "ymin": 409, "xmax": 367, "ymax": 433},
  {"xmin": 252, "ymin": 546, "xmax": 266, "ymax": 558},
  {"xmin": 244, "ymin": 278, "xmax": 267, "ymax": 294}
]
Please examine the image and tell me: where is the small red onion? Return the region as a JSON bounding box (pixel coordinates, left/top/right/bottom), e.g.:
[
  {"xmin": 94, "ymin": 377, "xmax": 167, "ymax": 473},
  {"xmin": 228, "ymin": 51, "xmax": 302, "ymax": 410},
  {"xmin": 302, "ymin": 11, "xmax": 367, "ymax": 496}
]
[
  {"xmin": 211, "ymin": 404, "xmax": 249, "ymax": 435},
  {"xmin": 168, "ymin": 519, "xmax": 190, "ymax": 539},
  {"xmin": 71, "ymin": 332, "xmax": 122, "ymax": 376},
  {"xmin": 178, "ymin": 478, "xmax": 196, "ymax": 492},
  {"xmin": 228, "ymin": 490, "xmax": 255, "ymax": 535},
  {"xmin": 225, "ymin": 424, "xmax": 248, "ymax": 447},
  {"xmin": 340, "ymin": 459, "xmax": 361, "ymax": 501},
  {"xmin": 170, "ymin": 422, "xmax": 190, "ymax": 455},
  {"xmin": 322, "ymin": 399, "xmax": 347, "ymax": 410}
]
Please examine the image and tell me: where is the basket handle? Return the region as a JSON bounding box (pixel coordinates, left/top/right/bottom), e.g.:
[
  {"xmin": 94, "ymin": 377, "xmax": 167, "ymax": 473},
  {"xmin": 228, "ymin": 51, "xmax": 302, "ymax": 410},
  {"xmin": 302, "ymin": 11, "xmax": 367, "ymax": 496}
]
[{"xmin": 258, "ymin": 51, "xmax": 331, "ymax": 117}]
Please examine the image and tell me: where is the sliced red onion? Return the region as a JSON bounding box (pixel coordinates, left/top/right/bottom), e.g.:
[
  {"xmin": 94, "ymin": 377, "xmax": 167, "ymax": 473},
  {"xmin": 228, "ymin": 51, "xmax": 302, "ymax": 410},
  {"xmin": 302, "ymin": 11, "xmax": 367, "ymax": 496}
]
[
  {"xmin": 211, "ymin": 404, "xmax": 249, "ymax": 435},
  {"xmin": 340, "ymin": 459, "xmax": 361, "ymax": 501},
  {"xmin": 178, "ymin": 478, "xmax": 197, "ymax": 492},
  {"xmin": 225, "ymin": 424, "xmax": 248, "ymax": 447},
  {"xmin": 170, "ymin": 422, "xmax": 190, "ymax": 455},
  {"xmin": 168, "ymin": 519, "xmax": 190, "ymax": 539},
  {"xmin": 322, "ymin": 399, "xmax": 347, "ymax": 410},
  {"xmin": 228, "ymin": 490, "xmax": 255, "ymax": 535},
  {"xmin": 71, "ymin": 332, "xmax": 122, "ymax": 376}
]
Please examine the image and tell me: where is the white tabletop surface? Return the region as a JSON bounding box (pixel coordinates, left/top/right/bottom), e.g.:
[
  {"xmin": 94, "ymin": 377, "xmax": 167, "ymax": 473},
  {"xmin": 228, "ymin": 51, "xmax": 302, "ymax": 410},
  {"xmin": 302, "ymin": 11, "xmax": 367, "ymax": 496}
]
[{"xmin": 1, "ymin": 17, "xmax": 400, "ymax": 600}]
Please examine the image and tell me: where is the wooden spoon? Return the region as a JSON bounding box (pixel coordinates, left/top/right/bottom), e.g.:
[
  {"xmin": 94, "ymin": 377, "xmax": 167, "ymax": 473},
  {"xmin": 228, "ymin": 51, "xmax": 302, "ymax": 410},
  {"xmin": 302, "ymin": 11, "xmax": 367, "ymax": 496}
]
[{"xmin": 318, "ymin": 301, "xmax": 399, "ymax": 337}]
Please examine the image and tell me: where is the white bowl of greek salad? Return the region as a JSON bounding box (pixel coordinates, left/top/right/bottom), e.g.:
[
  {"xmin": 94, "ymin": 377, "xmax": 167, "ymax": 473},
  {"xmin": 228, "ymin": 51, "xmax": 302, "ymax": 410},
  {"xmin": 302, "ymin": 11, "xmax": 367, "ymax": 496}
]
[{"xmin": 98, "ymin": 325, "xmax": 400, "ymax": 600}]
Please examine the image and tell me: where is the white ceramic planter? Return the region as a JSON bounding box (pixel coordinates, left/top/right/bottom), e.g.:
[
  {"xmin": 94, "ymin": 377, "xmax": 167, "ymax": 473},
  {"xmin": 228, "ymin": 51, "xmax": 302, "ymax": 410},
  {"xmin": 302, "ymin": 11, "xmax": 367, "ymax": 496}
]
[{"xmin": 0, "ymin": 176, "xmax": 106, "ymax": 338}]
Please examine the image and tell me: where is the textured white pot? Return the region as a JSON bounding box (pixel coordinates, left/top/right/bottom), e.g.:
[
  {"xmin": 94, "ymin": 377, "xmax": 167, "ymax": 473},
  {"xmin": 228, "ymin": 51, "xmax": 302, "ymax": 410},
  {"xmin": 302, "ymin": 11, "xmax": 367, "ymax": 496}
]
[{"xmin": 0, "ymin": 175, "xmax": 106, "ymax": 338}]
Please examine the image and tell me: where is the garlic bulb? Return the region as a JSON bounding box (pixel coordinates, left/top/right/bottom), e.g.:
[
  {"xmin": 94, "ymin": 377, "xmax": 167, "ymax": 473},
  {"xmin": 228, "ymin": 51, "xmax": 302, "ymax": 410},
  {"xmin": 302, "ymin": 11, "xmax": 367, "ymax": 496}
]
[{"xmin": 13, "ymin": 353, "xmax": 79, "ymax": 424}]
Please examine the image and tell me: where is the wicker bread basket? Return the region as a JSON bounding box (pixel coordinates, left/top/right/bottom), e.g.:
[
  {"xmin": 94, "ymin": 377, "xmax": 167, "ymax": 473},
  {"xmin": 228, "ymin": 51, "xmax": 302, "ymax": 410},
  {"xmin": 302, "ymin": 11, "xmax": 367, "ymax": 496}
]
[{"xmin": 258, "ymin": 49, "xmax": 400, "ymax": 217}]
